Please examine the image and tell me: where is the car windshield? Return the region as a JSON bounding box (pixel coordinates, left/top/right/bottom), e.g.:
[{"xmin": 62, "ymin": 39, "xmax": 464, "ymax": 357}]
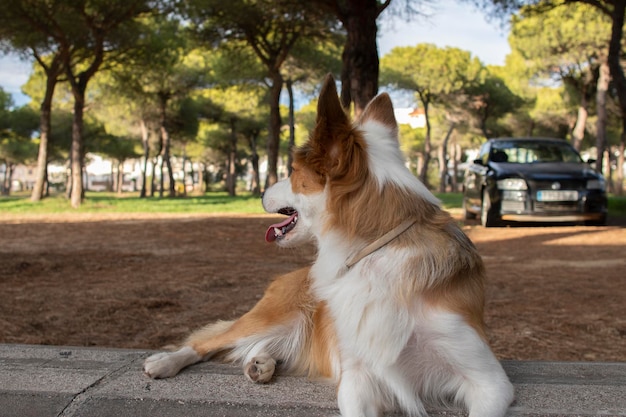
[{"xmin": 490, "ymin": 141, "xmax": 582, "ymax": 164}]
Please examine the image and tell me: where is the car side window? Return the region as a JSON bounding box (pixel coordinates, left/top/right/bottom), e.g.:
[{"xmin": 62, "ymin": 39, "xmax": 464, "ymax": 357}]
[{"xmin": 490, "ymin": 150, "xmax": 508, "ymax": 163}]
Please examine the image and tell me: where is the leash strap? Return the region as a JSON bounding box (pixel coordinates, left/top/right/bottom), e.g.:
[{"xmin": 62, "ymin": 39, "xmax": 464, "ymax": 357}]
[{"xmin": 344, "ymin": 218, "xmax": 417, "ymax": 269}]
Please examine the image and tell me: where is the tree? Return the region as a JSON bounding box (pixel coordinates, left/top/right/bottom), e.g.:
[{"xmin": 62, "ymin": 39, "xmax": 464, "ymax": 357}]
[
  {"xmin": 1, "ymin": 0, "xmax": 155, "ymax": 207},
  {"xmin": 0, "ymin": 2, "xmax": 68, "ymax": 201},
  {"xmin": 188, "ymin": 0, "xmax": 334, "ymax": 189},
  {"xmin": 94, "ymin": 133, "xmax": 141, "ymax": 193},
  {"xmin": 509, "ymin": 3, "xmax": 611, "ymax": 150},
  {"xmin": 465, "ymin": 68, "xmax": 524, "ymax": 139},
  {"xmin": 198, "ymin": 84, "xmax": 268, "ymax": 196},
  {"xmin": 312, "ymin": 0, "xmax": 391, "ymax": 116},
  {"xmin": 0, "ymin": 102, "xmax": 39, "ymax": 195},
  {"xmin": 90, "ymin": 69, "xmax": 159, "ymax": 198},
  {"xmin": 381, "ymin": 44, "xmax": 484, "ymax": 186},
  {"xmin": 107, "ymin": 16, "xmax": 203, "ymax": 198}
]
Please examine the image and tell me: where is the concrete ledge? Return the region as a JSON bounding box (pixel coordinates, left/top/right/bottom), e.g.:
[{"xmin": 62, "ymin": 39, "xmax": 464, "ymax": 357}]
[{"xmin": 1, "ymin": 344, "xmax": 624, "ymax": 417}]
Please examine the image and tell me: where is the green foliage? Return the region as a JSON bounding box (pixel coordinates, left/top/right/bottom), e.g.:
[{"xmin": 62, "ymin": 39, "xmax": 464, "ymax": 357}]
[
  {"xmin": 510, "ymin": 3, "xmax": 611, "ymax": 76},
  {"xmin": 507, "ymin": 3, "xmax": 618, "ymax": 142},
  {"xmin": 0, "ymin": 99, "xmax": 39, "ymax": 166},
  {"xmin": 398, "ymin": 124, "xmax": 425, "ymax": 157},
  {"xmin": 381, "ymin": 44, "xmax": 485, "ymax": 104},
  {"xmin": 294, "ymin": 100, "xmax": 317, "ymax": 146},
  {"xmin": 0, "ymin": 133, "xmax": 38, "ymax": 166},
  {"xmin": 93, "ymin": 134, "xmax": 142, "ymax": 163}
]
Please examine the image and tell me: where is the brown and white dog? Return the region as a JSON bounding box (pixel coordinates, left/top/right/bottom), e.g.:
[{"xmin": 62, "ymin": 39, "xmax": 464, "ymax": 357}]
[{"xmin": 144, "ymin": 74, "xmax": 514, "ymax": 417}]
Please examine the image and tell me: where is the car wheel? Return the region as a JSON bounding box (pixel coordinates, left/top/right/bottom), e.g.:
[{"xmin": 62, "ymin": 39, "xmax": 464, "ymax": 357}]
[
  {"xmin": 462, "ymin": 197, "xmax": 477, "ymax": 220},
  {"xmin": 481, "ymin": 189, "xmax": 500, "ymax": 227}
]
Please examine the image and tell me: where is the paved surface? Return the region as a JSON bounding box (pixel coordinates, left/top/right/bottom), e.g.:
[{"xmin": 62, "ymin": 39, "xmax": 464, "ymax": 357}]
[{"xmin": 1, "ymin": 344, "xmax": 625, "ymax": 416}]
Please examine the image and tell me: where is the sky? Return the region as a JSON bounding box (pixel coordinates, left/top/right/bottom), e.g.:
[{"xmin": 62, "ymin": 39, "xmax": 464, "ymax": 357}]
[{"xmin": 0, "ymin": 0, "xmax": 511, "ymax": 109}]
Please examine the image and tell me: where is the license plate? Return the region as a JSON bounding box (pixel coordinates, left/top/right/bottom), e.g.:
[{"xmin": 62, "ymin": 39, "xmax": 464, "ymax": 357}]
[{"xmin": 536, "ymin": 190, "xmax": 579, "ymax": 202}]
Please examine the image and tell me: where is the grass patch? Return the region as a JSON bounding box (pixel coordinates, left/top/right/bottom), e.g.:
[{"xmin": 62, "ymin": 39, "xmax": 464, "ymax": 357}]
[
  {"xmin": 0, "ymin": 192, "xmax": 266, "ymax": 215},
  {"xmin": 435, "ymin": 192, "xmax": 463, "ymax": 209},
  {"xmin": 608, "ymin": 194, "xmax": 626, "ymax": 217},
  {"xmin": 2, "ymin": 191, "xmax": 623, "ymax": 218},
  {"xmin": 0, "ymin": 191, "xmax": 463, "ymax": 215}
]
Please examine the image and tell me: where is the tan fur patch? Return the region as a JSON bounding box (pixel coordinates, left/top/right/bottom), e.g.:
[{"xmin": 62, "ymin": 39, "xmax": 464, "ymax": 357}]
[{"xmin": 290, "ymin": 161, "xmax": 325, "ymax": 195}]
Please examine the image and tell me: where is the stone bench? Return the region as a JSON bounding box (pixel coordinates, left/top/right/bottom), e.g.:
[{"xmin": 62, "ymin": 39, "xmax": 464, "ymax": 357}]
[{"xmin": 1, "ymin": 344, "xmax": 624, "ymax": 416}]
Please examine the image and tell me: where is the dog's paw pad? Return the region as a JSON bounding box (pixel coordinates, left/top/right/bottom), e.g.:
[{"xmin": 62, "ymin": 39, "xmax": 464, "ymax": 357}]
[{"xmin": 244, "ymin": 355, "xmax": 276, "ymax": 383}]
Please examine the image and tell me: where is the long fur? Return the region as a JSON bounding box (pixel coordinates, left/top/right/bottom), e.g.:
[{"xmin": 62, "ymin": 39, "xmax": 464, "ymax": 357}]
[{"xmin": 143, "ymin": 74, "xmax": 514, "ymax": 417}]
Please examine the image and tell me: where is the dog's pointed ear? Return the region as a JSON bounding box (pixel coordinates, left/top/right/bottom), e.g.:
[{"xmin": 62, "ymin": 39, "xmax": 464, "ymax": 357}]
[
  {"xmin": 316, "ymin": 73, "xmax": 348, "ymax": 129},
  {"xmin": 358, "ymin": 93, "xmax": 399, "ymax": 140},
  {"xmin": 310, "ymin": 74, "xmax": 351, "ymax": 171}
]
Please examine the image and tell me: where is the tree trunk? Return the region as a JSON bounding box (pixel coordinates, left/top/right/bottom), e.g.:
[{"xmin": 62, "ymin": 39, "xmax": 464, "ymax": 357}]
[
  {"xmin": 150, "ymin": 157, "xmax": 158, "ymax": 197},
  {"xmin": 197, "ymin": 162, "xmax": 205, "ymax": 194},
  {"xmin": 438, "ymin": 123, "xmax": 455, "ymax": 193},
  {"xmin": 265, "ymin": 69, "xmax": 283, "ymax": 189},
  {"xmin": 117, "ymin": 161, "xmax": 124, "ymax": 195},
  {"xmin": 418, "ymin": 99, "xmax": 432, "ymax": 187},
  {"xmin": 159, "ymin": 156, "xmax": 165, "ymax": 198},
  {"xmin": 451, "ymin": 142, "xmax": 461, "ymax": 192},
  {"xmin": 227, "ymin": 117, "xmax": 238, "ymax": 197},
  {"xmin": 617, "ymin": 136, "xmax": 625, "ymax": 195},
  {"xmin": 164, "ymin": 135, "xmax": 175, "ymax": 197},
  {"xmin": 607, "ymin": 0, "xmax": 626, "ymax": 194},
  {"xmin": 339, "ymin": 4, "xmax": 380, "ymax": 116},
  {"xmin": 43, "ymin": 168, "xmax": 49, "ymax": 197},
  {"xmin": 247, "ymin": 129, "xmax": 261, "ymax": 196},
  {"xmin": 31, "ymin": 56, "xmax": 61, "ymax": 202},
  {"xmin": 480, "ymin": 117, "xmax": 489, "ymax": 140},
  {"xmin": 286, "ymin": 78, "xmax": 296, "ymax": 176},
  {"xmin": 111, "ymin": 163, "xmax": 116, "ymax": 192},
  {"xmin": 596, "ymin": 59, "xmax": 610, "ymax": 178},
  {"xmin": 571, "ymin": 104, "xmax": 588, "ymax": 151},
  {"xmin": 1, "ymin": 163, "xmax": 13, "ymax": 196},
  {"xmin": 158, "ymin": 93, "xmax": 175, "ymax": 197},
  {"xmin": 605, "ymin": 147, "xmax": 614, "ymax": 192},
  {"xmin": 139, "ymin": 119, "xmax": 150, "ymax": 198},
  {"xmin": 180, "ymin": 147, "xmax": 188, "ymax": 197},
  {"xmin": 65, "ymin": 42, "xmax": 104, "ymax": 207},
  {"xmin": 69, "ymin": 86, "xmax": 86, "ymax": 208},
  {"xmin": 188, "ymin": 156, "xmax": 195, "ymax": 194}
]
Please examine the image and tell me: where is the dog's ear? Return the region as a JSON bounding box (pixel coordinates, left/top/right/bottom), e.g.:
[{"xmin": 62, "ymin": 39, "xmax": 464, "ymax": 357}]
[
  {"xmin": 358, "ymin": 93, "xmax": 399, "ymax": 141},
  {"xmin": 311, "ymin": 74, "xmax": 351, "ymax": 170},
  {"xmin": 315, "ymin": 73, "xmax": 349, "ymax": 132}
]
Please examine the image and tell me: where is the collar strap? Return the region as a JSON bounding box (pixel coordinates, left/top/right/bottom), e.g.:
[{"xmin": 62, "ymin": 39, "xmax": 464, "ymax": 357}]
[{"xmin": 344, "ymin": 218, "xmax": 417, "ymax": 269}]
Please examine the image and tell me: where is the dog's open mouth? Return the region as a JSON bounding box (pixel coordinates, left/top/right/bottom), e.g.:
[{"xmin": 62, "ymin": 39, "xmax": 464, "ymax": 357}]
[{"xmin": 265, "ymin": 207, "xmax": 298, "ymax": 243}]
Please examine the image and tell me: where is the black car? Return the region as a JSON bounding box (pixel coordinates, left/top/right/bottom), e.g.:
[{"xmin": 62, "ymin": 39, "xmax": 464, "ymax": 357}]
[{"xmin": 463, "ymin": 137, "xmax": 608, "ymax": 227}]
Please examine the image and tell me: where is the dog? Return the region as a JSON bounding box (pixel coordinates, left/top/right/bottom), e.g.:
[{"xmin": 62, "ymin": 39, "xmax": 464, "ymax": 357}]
[{"xmin": 144, "ymin": 74, "xmax": 514, "ymax": 417}]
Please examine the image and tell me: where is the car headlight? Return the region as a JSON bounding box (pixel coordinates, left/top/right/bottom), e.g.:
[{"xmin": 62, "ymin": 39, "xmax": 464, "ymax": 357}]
[
  {"xmin": 587, "ymin": 178, "xmax": 606, "ymax": 191},
  {"xmin": 497, "ymin": 178, "xmax": 528, "ymax": 190}
]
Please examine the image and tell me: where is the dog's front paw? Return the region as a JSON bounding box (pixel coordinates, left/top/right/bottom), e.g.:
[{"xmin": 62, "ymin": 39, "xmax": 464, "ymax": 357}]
[
  {"xmin": 143, "ymin": 347, "xmax": 200, "ymax": 379},
  {"xmin": 244, "ymin": 354, "xmax": 276, "ymax": 383},
  {"xmin": 143, "ymin": 352, "xmax": 181, "ymax": 379}
]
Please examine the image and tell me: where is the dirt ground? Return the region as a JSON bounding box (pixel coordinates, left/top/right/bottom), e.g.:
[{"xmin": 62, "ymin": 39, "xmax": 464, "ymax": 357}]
[{"xmin": 0, "ymin": 211, "xmax": 624, "ymax": 362}]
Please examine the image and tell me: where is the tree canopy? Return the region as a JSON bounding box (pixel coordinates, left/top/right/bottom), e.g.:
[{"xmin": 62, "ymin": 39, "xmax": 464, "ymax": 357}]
[{"xmin": 1, "ymin": 0, "xmax": 624, "ymax": 199}]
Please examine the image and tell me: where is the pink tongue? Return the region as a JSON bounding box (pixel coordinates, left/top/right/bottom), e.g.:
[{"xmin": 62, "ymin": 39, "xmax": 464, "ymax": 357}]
[{"xmin": 265, "ymin": 213, "xmax": 297, "ymax": 242}]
